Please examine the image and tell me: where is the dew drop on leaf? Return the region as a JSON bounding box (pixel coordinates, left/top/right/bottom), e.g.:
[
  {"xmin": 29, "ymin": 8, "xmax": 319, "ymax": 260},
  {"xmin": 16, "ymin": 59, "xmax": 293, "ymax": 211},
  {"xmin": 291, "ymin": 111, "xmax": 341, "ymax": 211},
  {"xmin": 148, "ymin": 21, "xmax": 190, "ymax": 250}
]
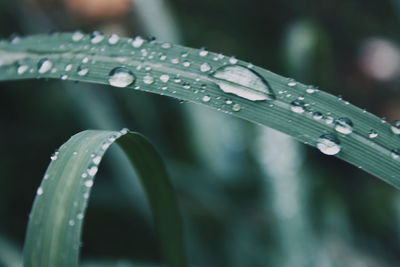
[
  {"xmin": 368, "ymin": 129, "xmax": 378, "ymax": 139},
  {"xmin": 77, "ymin": 65, "xmax": 89, "ymax": 76},
  {"xmin": 312, "ymin": 111, "xmax": 323, "ymax": 120},
  {"xmin": 390, "ymin": 120, "xmax": 400, "ymax": 135},
  {"xmin": 334, "ymin": 117, "xmax": 353, "ymax": 135},
  {"xmin": 211, "ymin": 65, "xmax": 275, "ymax": 101},
  {"xmin": 37, "ymin": 58, "xmax": 53, "ymax": 74},
  {"xmin": 87, "ymin": 165, "xmax": 98, "ymax": 177},
  {"xmin": 17, "ymin": 64, "xmax": 28, "ymax": 75},
  {"xmin": 290, "ymin": 100, "xmax": 305, "ymax": 114},
  {"xmin": 36, "ymin": 187, "xmax": 44, "ymax": 196},
  {"xmin": 159, "ymin": 74, "xmax": 170, "ymax": 83},
  {"xmin": 232, "ymin": 103, "xmax": 241, "ymax": 112},
  {"xmin": 108, "ymin": 34, "xmax": 120, "ymax": 45},
  {"xmin": 108, "ymin": 67, "xmax": 136, "ymax": 88},
  {"xmin": 202, "ymin": 95, "xmax": 211, "ymax": 102},
  {"xmin": 90, "ymin": 31, "xmax": 104, "ymax": 44},
  {"xmin": 143, "ymin": 74, "xmax": 155, "ymax": 84},
  {"xmin": 200, "ymin": 63, "xmax": 211, "ymax": 72},
  {"xmin": 391, "ymin": 149, "xmax": 400, "ymax": 160},
  {"xmin": 72, "ymin": 31, "xmax": 84, "ymax": 42},
  {"xmin": 317, "ymin": 134, "xmax": 341, "ymax": 155}
]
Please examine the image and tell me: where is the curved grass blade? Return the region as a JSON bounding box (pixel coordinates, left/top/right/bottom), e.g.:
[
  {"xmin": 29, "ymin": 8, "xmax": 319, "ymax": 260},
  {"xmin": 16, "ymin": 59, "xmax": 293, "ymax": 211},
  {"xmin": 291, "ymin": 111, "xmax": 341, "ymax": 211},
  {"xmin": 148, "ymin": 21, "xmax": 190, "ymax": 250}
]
[
  {"xmin": 23, "ymin": 129, "xmax": 187, "ymax": 267},
  {"xmin": 0, "ymin": 33, "xmax": 399, "ymax": 189}
]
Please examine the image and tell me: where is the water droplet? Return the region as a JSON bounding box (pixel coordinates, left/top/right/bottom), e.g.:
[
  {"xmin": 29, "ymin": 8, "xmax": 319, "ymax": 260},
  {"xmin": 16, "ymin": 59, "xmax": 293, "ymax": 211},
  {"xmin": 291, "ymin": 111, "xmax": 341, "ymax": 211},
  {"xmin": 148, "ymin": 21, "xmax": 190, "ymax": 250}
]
[
  {"xmin": 306, "ymin": 87, "xmax": 316, "ymax": 94},
  {"xmin": 312, "ymin": 111, "xmax": 323, "ymax": 120},
  {"xmin": 232, "ymin": 103, "xmax": 241, "ymax": 112},
  {"xmin": 287, "ymin": 79, "xmax": 297, "ymax": 87},
  {"xmin": 108, "ymin": 34, "xmax": 120, "ymax": 45},
  {"xmin": 211, "ymin": 65, "xmax": 275, "ymax": 101},
  {"xmin": 325, "ymin": 116, "xmax": 334, "ymax": 124},
  {"xmin": 84, "ymin": 180, "xmax": 94, "ymax": 188},
  {"xmin": 68, "ymin": 219, "xmax": 75, "ymax": 226},
  {"xmin": 334, "ymin": 117, "xmax": 353, "ymax": 135},
  {"xmin": 183, "ymin": 82, "xmax": 191, "ymax": 89},
  {"xmin": 200, "ymin": 63, "xmax": 211, "ymax": 72},
  {"xmin": 17, "ymin": 64, "xmax": 29, "ymax": 75},
  {"xmin": 92, "ymin": 156, "xmax": 101, "ymax": 165},
  {"xmin": 108, "ymin": 67, "xmax": 135, "ymax": 88},
  {"xmin": 50, "ymin": 151, "xmax": 59, "ymax": 161},
  {"xmin": 161, "ymin": 42, "xmax": 172, "ymax": 49},
  {"xmin": 202, "ymin": 95, "xmax": 211, "ymax": 102},
  {"xmin": 82, "ymin": 57, "xmax": 89, "ymax": 64},
  {"xmin": 132, "ymin": 36, "xmax": 144, "ymax": 48},
  {"xmin": 87, "ymin": 165, "xmax": 98, "ymax": 176},
  {"xmin": 37, "ymin": 58, "xmax": 53, "ymax": 74},
  {"xmin": 225, "ymin": 99, "xmax": 233, "ymax": 105},
  {"xmin": 143, "ymin": 74, "xmax": 155, "ymax": 84},
  {"xmin": 65, "ymin": 64, "xmax": 73, "ymax": 71},
  {"xmin": 72, "ymin": 31, "xmax": 84, "ymax": 42},
  {"xmin": 37, "ymin": 187, "xmax": 44, "ymax": 195},
  {"xmin": 182, "ymin": 61, "xmax": 191, "ymax": 67},
  {"xmin": 90, "ymin": 31, "xmax": 104, "ymax": 44},
  {"xmin": 199, "ymin": 48, "xmax": 208, "ymax": 57},
  {"xmin": 317, "ymin": 134, "xmax": 341, "ymax": 155},
  {"xmin": 77, "ymin": 213, "xmax": 84, "ymax": 220},
  {"xmin": 368, "ymin": 129, "xmax": 378, "ymax": 139},
  {"xmin": 229, "ymin": 57, "xmax": 238, "ymax": 64},
  {"xmin": 171, "ymin": 58, "xmax": 179, "ymax": 64},
  {"xmin": 290, "ymin": 100, "xmax": 305, "ymax": 114},
  {"xmin": 61, "ymin": 74, "xmax": 68, "ymax": 80},
  {"xmin": 160, "ymin": 74, "xmax": 170, "ymax": 83},
  {"xmin": 391, "ymin": 149, "xmax": 400, "ymax": 160},
  {"xmin": 390, "ymin": 120, "xmax": 400, "ymax": 135},
  {"xmin": 77, "ymin": 65, "xmax": 89, "ymax": 76}
]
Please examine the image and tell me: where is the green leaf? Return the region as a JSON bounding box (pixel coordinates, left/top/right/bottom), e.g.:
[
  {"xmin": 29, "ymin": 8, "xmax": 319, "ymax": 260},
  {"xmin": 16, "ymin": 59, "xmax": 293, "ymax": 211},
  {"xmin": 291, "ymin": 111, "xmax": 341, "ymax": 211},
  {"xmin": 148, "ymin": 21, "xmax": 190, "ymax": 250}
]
[
  {"xmin": 0, "ymin": 33, "xmax": 399, "ymax": 190},
  {"xmin": 23, "ymin": 129, "xmax": 187, "ymax": 267}
]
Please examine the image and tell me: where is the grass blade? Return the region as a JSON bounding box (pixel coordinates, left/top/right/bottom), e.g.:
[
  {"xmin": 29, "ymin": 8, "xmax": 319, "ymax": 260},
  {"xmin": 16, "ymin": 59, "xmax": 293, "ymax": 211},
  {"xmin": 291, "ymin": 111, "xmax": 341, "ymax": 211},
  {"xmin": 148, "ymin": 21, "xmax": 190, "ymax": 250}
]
[
  {"xmin": 23, "ymin": 129, "xmax": 187, "ymax": 267},
  {"xmin": 0, "ymin": 33, "xmax": 399, "ymax": 189}
]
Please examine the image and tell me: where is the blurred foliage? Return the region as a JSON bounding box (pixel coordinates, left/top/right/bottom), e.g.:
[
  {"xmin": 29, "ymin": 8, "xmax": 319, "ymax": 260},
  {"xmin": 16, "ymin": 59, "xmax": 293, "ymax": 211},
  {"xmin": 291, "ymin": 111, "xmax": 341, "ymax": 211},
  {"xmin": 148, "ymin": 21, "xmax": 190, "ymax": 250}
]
[{"xmin": 0, "ymin": 0, "xmax": 400, "ymax": 266}]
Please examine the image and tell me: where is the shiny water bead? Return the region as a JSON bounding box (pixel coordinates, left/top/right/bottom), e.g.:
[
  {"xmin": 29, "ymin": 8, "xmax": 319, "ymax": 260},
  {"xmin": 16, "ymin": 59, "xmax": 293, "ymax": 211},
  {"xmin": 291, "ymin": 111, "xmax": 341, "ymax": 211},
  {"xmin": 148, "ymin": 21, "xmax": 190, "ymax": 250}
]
[
  {"xmin": 37, "ymin": 58, "xmax": 53, "ymax": 74},
  {"xmin": 77, "ymin": 65, "xmax": 89, "ymax": 76},
  {"xmin": 72, "ymin": 31, "xmax": 84, "ymax": 42},
  {"xmin": 159, "ymin": 74, "xmax": 170, "ymax": 83},
  {"xmin": 90, "ymin": 31, "xmax": 104, "ymax": 44},
  {"xmin": 65, "ymin": 64, "xmax": 73, "ymax": 72},
  {"xmin": 290, "ymin": 100, "xmax": 306, "ymax": 114},
  {"xmin": 334, "ymin": 117, "xmax": 353, "ymax": 134},
  {"xmin": 317, "ymin": 134, "xmax": 341, "ymax": 155},
  {"xmin": 87, "ymin": 165, "xmax": 98, "ymax": 176},
  {"xmin": 368, "ymin": 129, "xmax": 378, "ymax": 139},
  {"xmin": 390, "ymin": 120, "xmax": 400, "ymax": 135},
  {"xmin": 199, "ymin": 48, "xmax": 208, "ymax": 57},
  {"xmin": 312, "ymin": 111, "xmax": 323, "ymax": 120},
  {"xmin": 132, "ymin": 36, "xmax": 144, "ymax": 48},
  {"xmin": 287, "ymin": 79, "xmax": 297, "ymax": 87},
  {"xmin": 108, "ymin": 67, "xmax": 136, "ymax": 88},
  {"xmin": 17, "ymin": 64, "xmax": 29, "ymax": 75},
  {"xmin": 36, "ymin": 187, "xmax": 44, "ymax": 196},
  {"xmin": 200, "ymin": 62, "xmax": 211, "ymax": 72},
  {"xmin": 143, "ymin": 74, "xmax": 155, "ymax": 85},
  {"xmin": 211, "ymin": 65, "xmax": 275, "ymax": 101},
  {"xmin": 161, "ymin": 42, "xmax": 172, "ymax": 49},
  {"xmin": 391, "ymin": 149, "xmax": 400, "ymax": 160},
  {"xmin": 108, "ymin": 34, "xmax": 120, "ymax": 45},
  {"xmin": 229, "ymin": 57, "xmax": 238, "ymax": 64},
  {"xmin": 232, "ymin": 103, "xmax": 241, "ymax": 112},
  {"xmin": 202, "ymin": 95, "xmax": 211, "ymax": 102}
]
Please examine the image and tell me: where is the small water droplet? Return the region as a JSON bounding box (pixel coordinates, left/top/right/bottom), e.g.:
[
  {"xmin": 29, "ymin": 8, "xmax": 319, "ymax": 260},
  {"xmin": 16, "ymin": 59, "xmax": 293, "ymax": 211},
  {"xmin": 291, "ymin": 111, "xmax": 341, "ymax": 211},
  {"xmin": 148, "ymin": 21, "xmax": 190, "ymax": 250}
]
[
  {"xmin": 171, "ymin": 58, "xmax": 179, "ymax": 64},
  {"xmin": 225, "ymin": 99, "xmax": 233, "ymax": 105},
  {"xmin": 182, "ymin": 61, "xmax": 191, "ymax": 67},
  {"xmin": 108, "ymin": 67, "xmax": 136, "ymax": 88},
  {"xmin": 200, "ymin": 63, "xmax": 211, "ymax": 72},
  {"xmin": 232, "ymin": 103, "xmax": 241, "ymax": 112},
  {"xmin": 90, "ymin": 31, "xmax": 104, "ymax": 44},
  {"xmin": 77, "ymin": 65, "xmax": 89, "ymax": 76},
  {"xmin": 229, "ymin": 57, "xmax": 238, "ymax": 64},
  {"xmin": 92, "ymin": 156, "xmax": 101, "ymax": 165},
  {"xmin": 61, "ymin": 74, "xmax": 68, "ymax": 80},
  {"xmin": 17, "ymin": 64, "xmax": 29, "ymax": 75},
  {"xmin": 159, "ymin": 74, "xmax": 170, "ymax": 83},
  {"xmin": 132, "ymin": 36, "xmax": 145, "ymax": 48},
  {"xmin": 312, "ymin": 111, "xmax": 323, "ymax": 120},
  {"xmin": 287, "ymin": 79, "xmax": 297, "ymax": 87},
  {"xmin": 84, "ymin": 180, "xmax": 94, "ymax": 188},
  {"xmin": 306, "ymin": 87, "xmax": 316, "ymax": 94},
  {"xmin": 87, "ymin": 165, "xmax": 98, "ymax": 176},
  {"xmin": 368, "ymin": 129, "xmax": 378, "ymax": 139},
  {"xmin": 37, "ymin": 187, "xmax": 44, "ymax": 196},
  {"xmin": 108, "ymin": 34, "xmax": 120, "ymax": 45},
  {"xmin": 317, "ymin": 134, "xmax": 341, "ymax": 155},
  {"xmin": 65, "ymin": 64, "xmax": 73, "ymax": 72},
  {"xmin": 290, "ymin": 100, "xmax": 305, "ymax": 114},
  {"xmin": 77, "ymin": 213, "xmax": 84, "ymax": 220},
  {"xmin": 50, "ymin": 151, "xmax": 59, "ymax": 161},
  {"xmin": 161, "ymin": 42, "xmax": 172, "ymax": 49},
  {"xmin": 37, "ymin": 58, "xmax": 53, "ymax": 74},
  {"xmin": 199, "ymin": 48, "xmax": 208, "ymax": 57},
  {"xmin": 202, "ymin": 95, "xmax": 211, "ymax": 102},
  {"xmin": 211, "ymin": 65, "xmax": 275, "ymax": 101},
  {"xmin": 143, "ymin": 74, "xmax": 155, "ymax": 84},
  {"xmin": 182, "ymin": 82, "xmax": 191, "ymax": 89},
  {"xmin": 72, "ymin": 31, "xmax": 84, "ymax": 42},
  {"xmin": 68, "ymin": 219, "xmax": 75, "ymax": 226},
  {"xmin": 334, "ymin": 117, "xmax": 353, "ymax": 135},
  {"xmin": 391, "ymin": 149, "xmax": 400, "ymax": 160},
  {"xmin": 390, "ymin": 120, "xmax": 400, "ymax": 135}
]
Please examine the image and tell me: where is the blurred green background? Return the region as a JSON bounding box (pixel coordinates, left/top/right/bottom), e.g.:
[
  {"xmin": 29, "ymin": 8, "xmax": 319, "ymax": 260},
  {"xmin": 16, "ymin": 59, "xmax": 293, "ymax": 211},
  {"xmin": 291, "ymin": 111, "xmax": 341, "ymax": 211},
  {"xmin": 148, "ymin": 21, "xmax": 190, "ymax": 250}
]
[{"xmin": 1, "ymin": 0, "xmax": 400, "ymax": 266}]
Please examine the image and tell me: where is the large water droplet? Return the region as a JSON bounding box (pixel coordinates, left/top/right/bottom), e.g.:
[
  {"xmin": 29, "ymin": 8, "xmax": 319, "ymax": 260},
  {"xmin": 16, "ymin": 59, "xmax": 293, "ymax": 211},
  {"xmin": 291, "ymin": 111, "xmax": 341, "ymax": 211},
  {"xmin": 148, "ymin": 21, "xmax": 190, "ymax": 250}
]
[
  {"xmin": 17, "ymin": 64, "xmax": 29, "ymax": 75},
  {"xmin": 317, "ymin": 134, "xmax": 341, "ymax": 155},
  {"xmin": 77, "ymin": 65, "xmax": 89, "ymax": 76},
  {"xmin": 334, "ymin": 117, "xmax": 353, "ymax": 135},
  {"xmin": 90, "ymin": 31, "xmax": 104, "ymax": 44},
  {"xmin": 159, "ymin": 74, "xmax": 170, "ymax": 83},
  {"xmin": 290, "ymin": 100, "xmax": 305, "ymax": 114},
  {"xmin": 37, "ymin": 58, "xmax": 53, "ymax": 74},
  {"xmin": 200, "ymin": 63, "xmax": 211, "ymax": 72},
  {"xmin": 368, "ymin": 129, "xmax": 378, "ymax": 139},
  {"xmin": 211, "ymin": 65, "xmax": 275, "ymax": 101},
  {"xmin": 108, "ymin": 67, "xmax": 135, "ymax": 88},
  {"xmin": 390, "ymin": 120, "xmax": 400, "ymax": 135}
]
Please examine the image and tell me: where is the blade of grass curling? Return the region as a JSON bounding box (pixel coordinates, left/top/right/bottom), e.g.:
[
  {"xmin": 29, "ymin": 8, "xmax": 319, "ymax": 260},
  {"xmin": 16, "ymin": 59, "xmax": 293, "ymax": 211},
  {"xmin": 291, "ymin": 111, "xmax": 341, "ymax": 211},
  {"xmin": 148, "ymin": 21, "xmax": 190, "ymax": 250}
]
[
  {"xmin": 23, "ymin": 129, "xmax": 187, "ymax": 267},
  {"xmin": 0, "ymin": 33, "xmax": 399, "ymax": 189}
]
